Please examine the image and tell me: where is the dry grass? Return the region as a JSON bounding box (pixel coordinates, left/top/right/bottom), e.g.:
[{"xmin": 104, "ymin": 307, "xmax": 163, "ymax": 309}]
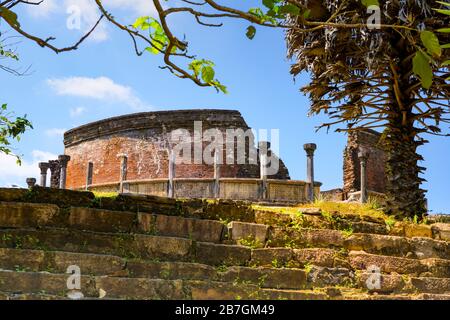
[{"xmin": 252, "ymin": 197, "xmax": 388, "ymax": 221}]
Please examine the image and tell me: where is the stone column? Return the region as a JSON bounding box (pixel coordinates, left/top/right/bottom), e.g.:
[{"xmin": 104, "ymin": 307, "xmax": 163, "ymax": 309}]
[
  {"xmin": 38, "ymin": 162, "xmax": 50, "ymax": 187},
  {"xmin": 358, "ymin": 149, "xmax": 370, "ymax": 203},
  {"xmin": 213, "ymin": 149, "xmax": 221, "ymax": 198},
  {"xmin": 58, "ymin": 155, "xmax": 71, "ymax": 189},
  {"xmin": 85, "ymin": 162, "xmax": 93, "ymax": 191},
  {"xmin": 26, "ymin": 178, "xmax": 36, "ymax": 188},
  {"xmin": 167, "ymin": 149, "xmax": 176, "ymax": 198},
  {"xmin": 118, "ymin": 154, "xmax": 128, "ymax": 193},
  {"xmin": 259, "ymin": 141, "xmax": 270, "ymax": 200},
  {"xmin": 49, "ymin": 160, "xmax": 60, "ymax": 188},
  {"xmin": 303, "ymin": 143, "xmax": 317, "ymax": 202}
]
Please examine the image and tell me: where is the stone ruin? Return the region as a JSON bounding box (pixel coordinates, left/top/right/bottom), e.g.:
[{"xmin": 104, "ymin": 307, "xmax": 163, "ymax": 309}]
[{"xmin": 26, "ymin": 110, "xmax": 389, "ymax": 204}]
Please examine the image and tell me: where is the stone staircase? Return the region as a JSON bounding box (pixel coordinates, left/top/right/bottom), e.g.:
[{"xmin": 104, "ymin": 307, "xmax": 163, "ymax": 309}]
[{"xmin": 0, "ymin": 187, "xmax": 448, "ymax": 300}]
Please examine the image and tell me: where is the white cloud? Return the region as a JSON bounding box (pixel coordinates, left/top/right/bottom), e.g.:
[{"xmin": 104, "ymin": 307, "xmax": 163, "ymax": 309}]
[
  {"xmin": 47, "ymin": 76, "xmax": 148, "ymax": 109},
  {"xmin": 70, "ymin": 106, "xmax": 86, "ymax": 118},
  {"xmin": 0, "ymin": 150, "xmax": 58, "ymax": 188},
  {"xmin": 26, "ymin": 0, "xmax": 58, "ymax": 18},
  {"xmin": 45, "ymin": 128, "xmax": 67, "ymax": 137},
  {"xmin": 26, "ymin": 0, "xmax": 156, "ymax": 42}
]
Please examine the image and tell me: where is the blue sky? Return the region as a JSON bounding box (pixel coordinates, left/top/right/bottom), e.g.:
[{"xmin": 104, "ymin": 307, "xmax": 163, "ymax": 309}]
[{"xmin": 0, "ymin": 1, "xmax": 449, "ymax": 213}]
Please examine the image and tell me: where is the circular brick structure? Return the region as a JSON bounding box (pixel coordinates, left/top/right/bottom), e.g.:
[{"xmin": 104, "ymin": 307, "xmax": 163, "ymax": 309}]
[{"xmin": 64, "ymin": 109, "xmax": 290, "ymax": 189}]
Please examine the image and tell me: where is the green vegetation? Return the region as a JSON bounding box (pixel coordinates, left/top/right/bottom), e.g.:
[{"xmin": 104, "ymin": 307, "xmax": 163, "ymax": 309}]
[
  {"xmin": 0, "ymin": 103, "xmax": 32, "ymax": 163},
  {"xmin": 238, "ymin": 236, "xmax": 263, "ymax": 249}
]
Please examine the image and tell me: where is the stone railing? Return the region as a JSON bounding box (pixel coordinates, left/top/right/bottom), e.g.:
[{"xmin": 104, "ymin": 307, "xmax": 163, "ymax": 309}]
[{"xmin": 81, "ymin": 178, "xmax": 321, "ymax": 203}]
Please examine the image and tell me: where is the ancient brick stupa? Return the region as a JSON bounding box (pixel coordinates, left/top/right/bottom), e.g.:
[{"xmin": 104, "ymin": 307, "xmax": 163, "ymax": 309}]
[{"xmin": 63, "ymin": 109, "xmax": 290, "ymax": 190}]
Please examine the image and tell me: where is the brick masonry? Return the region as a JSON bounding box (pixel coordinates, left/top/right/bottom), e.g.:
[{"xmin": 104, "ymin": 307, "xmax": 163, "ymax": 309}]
[
  {"xmin": 63, "ymin": 110, "xmax": 290, "ymax": 189},
  {"xmin": 343, "ymin": 130, "xmax": 387, "ymax": 195}
]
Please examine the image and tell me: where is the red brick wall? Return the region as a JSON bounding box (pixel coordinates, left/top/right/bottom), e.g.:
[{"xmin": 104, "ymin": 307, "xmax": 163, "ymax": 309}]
[
  {"xmin": 64, "ymin": 110, "xmax": 290, "ymax": 189},
  {"xmin": 343, "ymin": 130, "xmax": 387, "ymax": 195}
]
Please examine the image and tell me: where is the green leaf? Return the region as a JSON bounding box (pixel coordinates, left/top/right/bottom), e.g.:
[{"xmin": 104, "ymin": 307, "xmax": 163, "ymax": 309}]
[
  {"xmin": 0, "ymin": 7, "xmax": 20, "ymax": 28},
  {"xmin": 434, "ymin": 8, "xmax": 450, "ymax": 15},
  {"xmin": 303, "ymin": 9, "xmax": 311, "ymax": 19},
  {"xmin": 420, "ymin": 30, "xmax": 442, "ymax": 57},
  {"xmin": 441, "ymin": 60, "xmax": 450, "ymax": 66},
  {"xmin": 262, "ymin": 0, "xmax": 275, "ymax": 9},
  {"xmin": 246, "ymin": 26, "xmax": 256, "ymax": 40},
  {"xmin": 361, "ymin": 0, "xmax": 380, "ymax": 7},
  {"xmin": 201, "ymin": 66, "xmax": 215, "ymax": 83},
  {"xmin": 437, "ymin": 28, "xmax": 450, "ymax": 33},
  {"xmin": 413, "ymin": 51, "xmax": 433, "ymax": 89},
  {"xmin": 436, "ymin": 1, "xmax": 450, "ymax": 8},
  {"xmin": 279, "ymin": 4, "xmax": 300, "ymax": 16},
  {"xmin": 441, "ymin": 43, "xmax": 450, "ymax": 49}
]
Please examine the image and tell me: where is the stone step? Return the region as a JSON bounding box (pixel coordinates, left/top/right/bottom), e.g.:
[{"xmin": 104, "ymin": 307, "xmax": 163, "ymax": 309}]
[
  {"xmin": 0, "ymin": 247, "xmax": 305, "ymax": 290},
  {"xmin": 2, "ymin": 202, "xmax": 447, "ymax": 260},
  {"xmin": 0, "ymin": 226, "xmax": 448, "ymax": 280},
  {"xmin": 0, "ymin": 267, "xmax": 447, "ymax": 300},
  {"xmin": 266, "ymin": 226, "xmax": 450, "ymax": 260},
  {"xmin": 356, "ymin": 273, "xmax": 450, "ymax": 294},
  {"xmin": 254, "ymin": 209, "xmax": 388, "ymax": 235},
  {"xmin": 349, "ymin": 251, "xmax": 450, "ymax": 277},
  {"xmin": 0, "ymin": 269, "xmax": 330, "ymax": 300},
  {"xmin": 0, "ymin": 203, "xmax": 226, "ymax": 243},
  {"xmin": 0, "ymin": 227, "xmax": 251, "ymax": 267}
]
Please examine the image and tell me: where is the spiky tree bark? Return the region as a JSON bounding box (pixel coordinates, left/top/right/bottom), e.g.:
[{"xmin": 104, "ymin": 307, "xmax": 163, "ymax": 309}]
[{"xmin": 286, "ymin": 0, "xmax": 450, "ymax": 219}]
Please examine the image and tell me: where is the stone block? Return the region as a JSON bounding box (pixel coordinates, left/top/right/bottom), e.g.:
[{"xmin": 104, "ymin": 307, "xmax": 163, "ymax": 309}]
[
  {"xmin": 195, "ymin": 242, "xmax": 251, "ymax": 266},
  {"xmin": 431, "ymin": 223, "xmax": 450, "ymax": 241},
  {"xmin": 404, "ymin": 224, "xmax": 433, "ymax": 238},
  {"xmin": 134, "ymin": 235, "xmax": 192, "ymax": 260},
  {"xmin": 293, "ymin": 248, "xmax": 339, "ymax": 268},
  {"xmin": 95, "ymin": 277, "xmax": 186, "ymax": 299},
  {"xmin": 409, "ymin": 277, "xmax": 450, "ymax": 294},
  {"xmin": 357, "ymin": 272, "xmax": 407, "ymax": 293},
  {"xmin": 149, "ymin": 214, "xmax": 225, "ymax": 242},
  {"xmin": 69, "ymin": 207, "xmax": 136, "ymax": 233},
  {"xmin": 251, "ymin": 248, "xmax": 293, "ymax": 267},
  {"xmin": 228, "ymin": 221, "xmax": 268, "ymax": 245},
  {"xmin": 126, "ymin": 261, "xmax": 216, "ymax": 281},
  {"xmin": 218, "ymin": 266, "xmax": 307, "ymax": 290},
  {"xmin": 307, "ymin": 266, "xmax": 355, "ymax": 288},
  {"xmin": 348, "ymin": 251, "xmax": 427, "ymax": 275},
  {"xmin": 0, "ymin": 202, "xmax": 60, "ymax": 228}
]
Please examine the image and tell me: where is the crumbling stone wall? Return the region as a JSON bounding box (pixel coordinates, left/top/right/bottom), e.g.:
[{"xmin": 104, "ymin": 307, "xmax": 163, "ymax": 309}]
[
  {"xmin": 64, "ymin": 110, "xmax": 290, "ymax": 189},
  {"xmin": 343, "ymin": 130, "xmax": 387, "ymax": 195}
]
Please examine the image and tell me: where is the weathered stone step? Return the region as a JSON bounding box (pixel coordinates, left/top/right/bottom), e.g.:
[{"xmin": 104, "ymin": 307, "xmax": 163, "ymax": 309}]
[
  {"xmin": 266, "ymin": 226, "xmax": 449, "ymax": 260},
  {"xmin": 349, "ymin": 251, "xmax": 450, "ymax": 277},
  {"xmin": 251, "ymin": 247, "xmax": 449, "ymax": 278},
  {"xmin": 0, "ymin": 227, "xmax": 250, "ymax": 266},
  {"xmin": 0, "ymin": 247, "xmax": 306, "ymax": 290},
  {"xmin": 0, "ymin": 291, "xmax": 67, "ymax": 300},
  {"xmin": 0, "ymin": 225, "xmax": 448, "ymax": 280},
  {"xmin": 254, "ymin": 209, "xmax": 388, "ymax": 235},
  {"xmin": 356, "ymin": 273, "xmax": 450, "ymax": 294},
  {"xmin": 0, "ymin": 203, "xmax": 226, "ymax": 243},
  {"xmin": 0, "ymin": 269, "xmax": 330, "ymax": 300}
]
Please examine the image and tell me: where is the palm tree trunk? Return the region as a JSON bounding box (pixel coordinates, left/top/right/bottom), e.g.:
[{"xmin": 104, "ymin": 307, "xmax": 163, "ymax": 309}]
[{"xmin": 384, "ymin": 36, "xmax": 428, "ymax": 219}]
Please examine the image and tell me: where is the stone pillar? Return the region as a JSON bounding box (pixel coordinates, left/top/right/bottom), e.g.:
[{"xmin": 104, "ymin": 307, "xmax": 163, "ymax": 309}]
[
  {"xmin": 85, "ymin": 162, "xmax": 93, "ymax": 191},
  {"xmin": 259, "ymin": 141, "xmax": 270, "ymax": 200},
  {"xmin": 118, "ymin": 154, "xmax": 128, "ymax": 193},
  {"xmin": 26, "ymin": 178, "xmax": 36, "ymax": 188},
  {"xmin": 38, "ymin": 162, "xmax": 50, "ymax": 187},
  {"xmin": 213, "ymin": 149, "xmax": 221, "ymax": 198},
  {"xmin": 167, "ymin": 149, "xmax": 176, "ymax": 198},
  {"xmin": 49, "ymin": 160, "xmax": 61, "ymax": 188},
  {"xmin": 358, "ymin": 149, "xmax": 370, "ymax": 203},
  {"xmin": 58, "ymin": 155, "xmax": 71, "ymax": 189},
  {"xmin": 303, "ymin": 143, "xmax": 317, "ymax": 202}
]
